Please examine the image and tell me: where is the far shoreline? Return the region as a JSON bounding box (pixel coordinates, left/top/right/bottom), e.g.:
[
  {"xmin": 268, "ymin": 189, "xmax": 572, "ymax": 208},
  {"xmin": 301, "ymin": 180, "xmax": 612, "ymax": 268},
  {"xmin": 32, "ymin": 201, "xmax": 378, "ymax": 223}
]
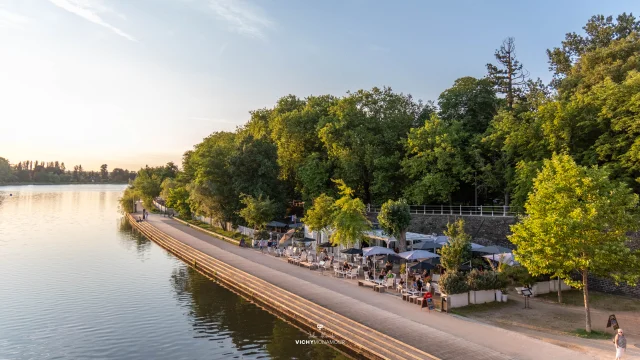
[{"xmin": 0, "ymin": 182, "xmax": 129, "ymax": 187}]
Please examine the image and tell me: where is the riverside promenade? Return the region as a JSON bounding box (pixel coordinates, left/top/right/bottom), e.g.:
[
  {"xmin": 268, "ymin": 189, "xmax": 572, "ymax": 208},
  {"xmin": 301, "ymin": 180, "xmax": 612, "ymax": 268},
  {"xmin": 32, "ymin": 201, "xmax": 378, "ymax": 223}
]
[{"xmin": 134, "ymin": 211, "xmax": 592, "ymax": 360}]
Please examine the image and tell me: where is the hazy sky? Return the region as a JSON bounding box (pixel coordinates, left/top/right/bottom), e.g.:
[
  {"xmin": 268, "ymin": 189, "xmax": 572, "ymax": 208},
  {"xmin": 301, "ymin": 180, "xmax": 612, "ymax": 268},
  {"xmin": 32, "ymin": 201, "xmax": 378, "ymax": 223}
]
[{"xmin": 0, "ymin": 0, "xmax": 637, "ymax": 171}]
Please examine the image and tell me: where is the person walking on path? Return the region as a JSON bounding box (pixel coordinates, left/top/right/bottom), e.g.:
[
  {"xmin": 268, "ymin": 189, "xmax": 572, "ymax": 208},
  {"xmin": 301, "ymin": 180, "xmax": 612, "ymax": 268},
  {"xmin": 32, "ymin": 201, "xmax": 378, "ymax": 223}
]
[{"xmin": 615, "ymin": 328, "xmax": 627, "ymax": 359}]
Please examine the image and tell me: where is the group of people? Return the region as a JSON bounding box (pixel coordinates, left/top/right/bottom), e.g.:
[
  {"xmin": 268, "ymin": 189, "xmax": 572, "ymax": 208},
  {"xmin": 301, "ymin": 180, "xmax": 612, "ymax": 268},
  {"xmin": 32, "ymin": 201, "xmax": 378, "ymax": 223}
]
[{"xmin": 136, "ymin": 209, "xmax": 148, "ymax": 222}]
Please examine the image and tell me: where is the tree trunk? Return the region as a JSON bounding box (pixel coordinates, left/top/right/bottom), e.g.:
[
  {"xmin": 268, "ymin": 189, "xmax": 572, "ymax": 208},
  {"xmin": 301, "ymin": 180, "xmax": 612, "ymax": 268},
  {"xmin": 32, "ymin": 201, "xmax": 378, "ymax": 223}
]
[
  {"xmin": 398, "ymin": 230, "xmax": 407, "ymax": 252},
  {"xmin": 557, "ymin": 277, "xmax": 562, "ymax": 304},
  {"xmin": 582, "ymin": 270, "xmax": 591, "ymax": 333}
]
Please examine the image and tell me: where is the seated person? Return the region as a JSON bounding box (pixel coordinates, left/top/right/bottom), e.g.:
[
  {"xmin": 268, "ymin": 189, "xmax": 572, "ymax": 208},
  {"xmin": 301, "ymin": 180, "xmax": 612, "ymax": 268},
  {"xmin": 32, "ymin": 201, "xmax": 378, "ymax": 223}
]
[
  {"xmin": 385, "ymin": 261, "xmax": 393, "ymax": 272},
  {"xmin": 239, "ymin": 238, "xmax": 246, "ymax": 247},
  {"xmin": 342, "ymin": 261, "xmax": 351, "ymax": 271},
  {"xmin": 378, "ymin": 269, "xmax": 387, "ymax": 280},
  {"xmin": 416, "ymin": 278, "xmax": 424, "ymax": 292},
  {"xmin": 398, "ymin": 278, "xmax": 405, "ymax": 290},
  {"xmin": 386, "ymin": 271, "xmax": 394, "ymax": 279}
]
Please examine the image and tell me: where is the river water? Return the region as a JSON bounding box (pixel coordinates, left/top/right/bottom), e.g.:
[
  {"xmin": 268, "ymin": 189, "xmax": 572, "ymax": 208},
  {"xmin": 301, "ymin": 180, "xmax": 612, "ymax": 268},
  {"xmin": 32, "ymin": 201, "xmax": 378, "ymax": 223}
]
[{"xmin": 0, "ymin": 185, "xmax": 346, "ymax": 360}]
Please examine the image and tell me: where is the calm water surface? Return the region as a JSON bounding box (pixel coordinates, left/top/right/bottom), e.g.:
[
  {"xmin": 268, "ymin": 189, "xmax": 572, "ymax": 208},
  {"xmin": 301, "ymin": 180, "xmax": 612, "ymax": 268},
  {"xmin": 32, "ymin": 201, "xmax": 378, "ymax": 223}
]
[{"xmin": 0, "ymin": 185, "xmax": 346, "ymax": 360}]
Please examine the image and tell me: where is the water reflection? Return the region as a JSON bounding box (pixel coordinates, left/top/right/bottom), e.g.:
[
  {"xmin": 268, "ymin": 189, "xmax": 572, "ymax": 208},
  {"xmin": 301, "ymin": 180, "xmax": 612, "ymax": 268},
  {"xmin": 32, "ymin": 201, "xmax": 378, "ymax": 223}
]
[
  {"xmin": 0, "ymin": 185, "xmax": 352, "ymax": 360},
  {"xmin": 117, "ymin": 217, "xmax": 152, "ymax": 257},
  {"xmin": 170, "ymin": 266, "xmax": 352, "ymax": 360}
]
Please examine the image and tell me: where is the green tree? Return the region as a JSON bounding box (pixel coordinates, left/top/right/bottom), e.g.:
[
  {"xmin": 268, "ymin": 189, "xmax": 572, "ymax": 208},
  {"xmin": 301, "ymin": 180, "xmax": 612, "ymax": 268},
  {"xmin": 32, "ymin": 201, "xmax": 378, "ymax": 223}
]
[
  {"xmin": 377, "ymin": 199, "xmax": 411, "ymax": 252},
  {"xmin": 133, "ymin": 169, "xmax": 161, "ymax": 209},
  {"xmin": 238, "ymin": 194, "xmax": 276, "ymax": 235},
  {"xmin": 509, "ymin": 154, "xmax": 640, "ymax": 332},
  {"xmin": 166, "ymin": 186, "xmax": 191, "ymax": 218},
  {"xmin": 440, "ymin": 219, "xmax": 472, "ymax": 272},
  {"xmin": 330, "ymin": 180, "xmax": 371, "ymax": 247},
  {"xmin": 402, "ymin": 115, "xmax": 470, "ymax": 203},
  {"xmin": 319, "ymin": 87, "xmax": 423, "ymax": 204},
  {"xmin": 100, "ymin": 164, "xmax": 108, "ymax": 180},
  {"xmin": 188, "ymin": 132, "xmax": 238, "ymax": 226},
  {"xmin": 302, "ymin": 193, "xmax": 335, "ymax": 243},
  {"xmin": 0, "ymin": 157, "xmax": 12, "ymax": 182},
  {"xmin": 296, "ymin": 153, "xmax": 333, "ymax": 202},
  {"xmin": 438, "ymin": 76, "xmax": 499, "ymax": 133},
  {"xmin": 160, "ymin": 177, "xmax": 176, "ymax": 200},
  {"xmin": 547, "ymin": 13, "xmax": 640, "ymax": 86}
]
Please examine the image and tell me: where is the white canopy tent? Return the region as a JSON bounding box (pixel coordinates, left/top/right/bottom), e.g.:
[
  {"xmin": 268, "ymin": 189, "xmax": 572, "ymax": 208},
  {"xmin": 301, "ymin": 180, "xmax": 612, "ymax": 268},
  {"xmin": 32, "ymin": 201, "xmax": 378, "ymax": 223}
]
[
  {"xmin": 483, "ymin": 253, "xmax": 518, "ymax": 266},
  {"xmin": 365, "ymin": 230, "xmax": 438, "ymax": 249}
]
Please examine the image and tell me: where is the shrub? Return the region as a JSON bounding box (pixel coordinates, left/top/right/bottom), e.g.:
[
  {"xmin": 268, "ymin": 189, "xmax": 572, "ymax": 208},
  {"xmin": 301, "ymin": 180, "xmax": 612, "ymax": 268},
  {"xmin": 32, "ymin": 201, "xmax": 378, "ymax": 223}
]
[
  {"xmin": 439, "ymin": 271, "xmax": 469, "ymax": 295},
  {"xmin": 502, "ymin": 265, "xmax": 536, "ymax": 287},
  {"xmin": 467, "ymin": 269, "xmax": 497, "ymax": 291}
]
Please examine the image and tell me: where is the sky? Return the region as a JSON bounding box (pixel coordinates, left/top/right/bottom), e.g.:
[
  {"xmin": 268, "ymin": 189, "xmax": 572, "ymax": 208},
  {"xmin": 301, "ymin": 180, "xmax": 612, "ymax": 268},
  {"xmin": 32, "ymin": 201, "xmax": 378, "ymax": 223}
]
[{"xmin": 0, "ymin": 0, "xmax": 638, "ymax": 171}]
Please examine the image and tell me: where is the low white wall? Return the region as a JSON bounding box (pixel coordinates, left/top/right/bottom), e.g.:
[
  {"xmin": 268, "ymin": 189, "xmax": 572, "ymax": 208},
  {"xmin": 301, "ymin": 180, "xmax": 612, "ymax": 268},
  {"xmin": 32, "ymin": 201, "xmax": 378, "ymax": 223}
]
[
  {"xmin": 469, "ymin": 290, "xmax": 495, "ymax": 304},
  {"xmin": 532, "ymin": 281, "xmax": 550, "ymax": 296},
  {"xmin": 446, "ymin": 293, "xmax": 469, "ymax": 308}
]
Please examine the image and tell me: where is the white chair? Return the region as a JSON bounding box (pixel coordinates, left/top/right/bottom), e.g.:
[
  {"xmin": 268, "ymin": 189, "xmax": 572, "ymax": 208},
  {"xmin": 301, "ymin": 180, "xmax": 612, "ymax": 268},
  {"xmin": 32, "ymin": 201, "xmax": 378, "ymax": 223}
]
[
  {"xmin": 383, "ymin": 277, "xmax": 394, "ymax": 289},
  {"xmin": 345, "ymin": 267, "xmax": 359, "ymax": 279}
]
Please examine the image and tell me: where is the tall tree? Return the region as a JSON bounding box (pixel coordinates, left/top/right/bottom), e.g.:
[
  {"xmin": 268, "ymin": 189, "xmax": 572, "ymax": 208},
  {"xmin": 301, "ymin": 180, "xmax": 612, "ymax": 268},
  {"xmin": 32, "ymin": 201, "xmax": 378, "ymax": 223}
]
[
  {"xmin": 510, "ymin": 154, "xmax": 640, "ymax": 333},
  {"xmin": 440, "ymin": 219, "xmax": 472, "ymax": 272},
  {"xmin": 487, "ymin": 37, "xmax": 529, "ymax": 110},
  {"xmin": 377, "ymin": 199, "xmax": 411, "ymax": 252},
  {"xmin": 0, "ymin": 157, "xmax": 11, "ymax": 182},
  {"xmin": 100, "ymin": 164, "xmax": 108, "ymax": 180},
  {"xmin": 330, "ymin": 180, "xmax": 371, "ymax": 247},
  {"xmin": 303, "ymin": 193, "xmax": 335, "ymax": 243},
  {"xmin": 238, "ymin": 194, "xmax": 276, "ymax": 232},
  {"xmin": 547, "ymin": 13, "xmax": 640, "ymax": 87}
]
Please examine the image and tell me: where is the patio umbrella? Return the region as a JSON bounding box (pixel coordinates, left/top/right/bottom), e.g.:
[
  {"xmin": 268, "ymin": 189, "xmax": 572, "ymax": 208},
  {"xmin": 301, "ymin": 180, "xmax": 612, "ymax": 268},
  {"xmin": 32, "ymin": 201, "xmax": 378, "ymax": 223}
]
[
  {"xmin": 413, "ymin": 241, "xmax": 444, "ymax": 251},
  {"xmin": 474, "ymin": 245, "xmax": 513, "ymax": 254},
  {"xmin": 362, "ymin": 246, "xmax": 396, "ymax": 257},
  {"xmin": 410, "ymin": 261, "xmax": 437, "ymax": 271},
  {"xmin": 398, "ymin": 250, "xmax": 440, "ymax": 282},
  {"xmin": 318, "ymin": 242, "xmax": 336, "ymax": 248},
  {"xmin": 362, "ymin": 246, "xmax": 396, "ymax": 279},
  {"xmin": 398, "ymin": 250, "xmax": 439, "ymax": 261},
  {"xmin": 341, "ymin": 248, "xmax": 363, "ymax": 255}
]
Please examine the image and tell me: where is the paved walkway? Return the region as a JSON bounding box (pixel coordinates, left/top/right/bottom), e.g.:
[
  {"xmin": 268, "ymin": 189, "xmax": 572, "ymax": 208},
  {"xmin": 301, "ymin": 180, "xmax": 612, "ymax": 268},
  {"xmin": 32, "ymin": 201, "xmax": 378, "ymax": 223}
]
[{"xmin": 144, "ymin": 213, "xmax": 592, "ymax": 360}]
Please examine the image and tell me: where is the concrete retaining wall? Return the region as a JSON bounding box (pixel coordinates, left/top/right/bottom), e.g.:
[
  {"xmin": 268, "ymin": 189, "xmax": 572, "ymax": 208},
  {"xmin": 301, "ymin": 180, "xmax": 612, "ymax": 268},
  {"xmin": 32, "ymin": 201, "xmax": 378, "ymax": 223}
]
[
  {"xmin": 126, "ymin": 214, "xmax": 437, "ymax": 360},
  {"xmin": 403, "ymin": 214, "xmax": 517, "ymax": 248}
]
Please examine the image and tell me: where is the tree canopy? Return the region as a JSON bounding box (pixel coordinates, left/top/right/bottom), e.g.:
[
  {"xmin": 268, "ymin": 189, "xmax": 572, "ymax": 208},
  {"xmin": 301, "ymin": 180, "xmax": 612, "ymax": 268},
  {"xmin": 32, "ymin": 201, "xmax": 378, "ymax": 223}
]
[{"xmin": 510, "ymin": 153, "xmax": 640, "ymax": 332}]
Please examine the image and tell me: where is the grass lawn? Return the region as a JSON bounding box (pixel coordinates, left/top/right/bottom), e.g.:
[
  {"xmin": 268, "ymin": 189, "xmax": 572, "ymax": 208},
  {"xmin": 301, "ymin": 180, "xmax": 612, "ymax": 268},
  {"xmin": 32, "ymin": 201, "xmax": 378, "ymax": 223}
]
[
  {"xmin": 538, "ymin": 290, "xmax": 640, "ymax": 312},
  {"xmin": 450, "ymin": 300, "xmax": 515, "ymax": 317},
  {"xmin": 572, "ymin": 329, "xmax": 612, "ymax": 339},
  {"xmin": 179, "ymin": 218, "xmax": 245, "ymax": 240}
]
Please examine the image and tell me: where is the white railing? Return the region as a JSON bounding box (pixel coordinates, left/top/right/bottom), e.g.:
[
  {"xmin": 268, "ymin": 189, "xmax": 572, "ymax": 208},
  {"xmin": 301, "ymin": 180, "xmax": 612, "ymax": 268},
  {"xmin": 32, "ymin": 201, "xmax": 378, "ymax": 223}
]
[{"xmin": 367, "ymin": 204, "xmax": 517, "ymax": 217}]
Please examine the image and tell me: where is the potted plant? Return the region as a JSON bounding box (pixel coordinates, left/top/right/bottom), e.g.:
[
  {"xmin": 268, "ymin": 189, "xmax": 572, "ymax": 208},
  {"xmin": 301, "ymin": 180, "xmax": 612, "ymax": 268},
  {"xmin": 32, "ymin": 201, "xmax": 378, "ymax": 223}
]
[
  {"xmin": 466, "ymin": 270, "xmax": 496, "ymax": 304},
  {"xmin": 494, "ymin": 273, "xmax": 508, "ymax": 302},
  {"xmin": 439, "ymin": 271, "xmax": 469, "ymax": 308}
]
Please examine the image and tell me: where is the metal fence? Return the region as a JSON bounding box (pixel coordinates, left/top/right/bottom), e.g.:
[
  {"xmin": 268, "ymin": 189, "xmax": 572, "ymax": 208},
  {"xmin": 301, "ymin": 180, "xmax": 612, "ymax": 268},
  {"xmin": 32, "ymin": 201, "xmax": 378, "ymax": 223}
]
[{"xmin": 367, "ymin": 204, "xmax": 518, "ymax": 217}]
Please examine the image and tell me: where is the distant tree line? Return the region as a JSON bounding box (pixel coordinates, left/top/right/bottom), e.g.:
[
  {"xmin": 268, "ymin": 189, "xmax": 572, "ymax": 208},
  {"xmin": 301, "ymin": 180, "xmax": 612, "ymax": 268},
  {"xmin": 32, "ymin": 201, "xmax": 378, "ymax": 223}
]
[{"xmin": 0, "ymin": 158, "xmax": 137, "ymax": 184}]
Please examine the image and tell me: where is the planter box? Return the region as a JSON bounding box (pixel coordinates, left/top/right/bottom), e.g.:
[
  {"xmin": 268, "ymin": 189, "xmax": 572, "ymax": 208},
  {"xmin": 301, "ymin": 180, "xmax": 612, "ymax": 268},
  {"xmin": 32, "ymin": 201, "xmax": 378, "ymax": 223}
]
[
  {"xmin": 469, "ymin": 290, "xmax": 495, "ymax": 304},
  {"xmin": 550, "ymin": 279, "xmax": 572, "ymax": 292},
  {"xmin": 532, "ymin": 281, "xmax": 550, "ymax": 296},
  {"xmin": 495, "ymin": 290, "xmax": 503, "ymax": 302},
  {"xmin": 501, "ymin": 294, "xmax": 508, "ymax": 302},
  {"xmin": 444, "ymin": 293, "xmax": 469, "ymax": 308}
]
